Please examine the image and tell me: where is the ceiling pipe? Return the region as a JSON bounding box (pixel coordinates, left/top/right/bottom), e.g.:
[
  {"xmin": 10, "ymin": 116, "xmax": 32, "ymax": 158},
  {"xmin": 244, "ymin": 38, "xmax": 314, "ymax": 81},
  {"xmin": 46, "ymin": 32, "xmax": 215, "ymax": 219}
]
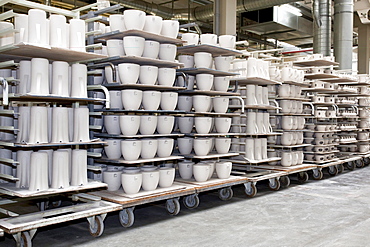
[
  {"xmin": 334, "ymin": 0, "xmax": 353, "ymax": 70},
  {"xmin": 313, "ymin": 0, "xmax": 331, "ymax": 56}
]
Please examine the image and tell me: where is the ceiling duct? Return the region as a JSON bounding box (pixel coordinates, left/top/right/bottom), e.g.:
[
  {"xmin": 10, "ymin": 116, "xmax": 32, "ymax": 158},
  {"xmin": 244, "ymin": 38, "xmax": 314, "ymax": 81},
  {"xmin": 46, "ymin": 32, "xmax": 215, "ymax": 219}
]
[{"xmin": 313, "ymin": 0, "xmax": 331, "ymax": 56}]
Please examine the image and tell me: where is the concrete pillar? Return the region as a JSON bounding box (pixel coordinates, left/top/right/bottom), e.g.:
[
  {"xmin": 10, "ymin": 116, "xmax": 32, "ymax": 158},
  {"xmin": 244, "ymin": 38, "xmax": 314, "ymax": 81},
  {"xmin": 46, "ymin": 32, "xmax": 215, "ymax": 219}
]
[
  {"xmin": 213, "ymin": 0, "xmax": 237, "ymax": 35},
  {"xmin": 358, "ymin": 22, "xmax": 370, "ymax": 74}
]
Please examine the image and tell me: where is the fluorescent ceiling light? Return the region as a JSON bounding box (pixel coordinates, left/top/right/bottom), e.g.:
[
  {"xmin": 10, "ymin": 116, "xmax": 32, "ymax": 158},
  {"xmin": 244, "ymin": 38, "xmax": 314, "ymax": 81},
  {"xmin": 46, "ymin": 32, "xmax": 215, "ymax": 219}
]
[{"xmin": 280, "ymin": 4, "xmax": 302, "ymax": 17}]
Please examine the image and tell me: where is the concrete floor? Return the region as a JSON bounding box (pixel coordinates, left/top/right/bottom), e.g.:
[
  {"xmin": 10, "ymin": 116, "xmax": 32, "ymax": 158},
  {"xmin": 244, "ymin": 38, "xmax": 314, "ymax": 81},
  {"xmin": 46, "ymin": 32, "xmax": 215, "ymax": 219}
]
[{"xmin": 2, "ymin": 167, "xmax": 370, "ymax": 247}]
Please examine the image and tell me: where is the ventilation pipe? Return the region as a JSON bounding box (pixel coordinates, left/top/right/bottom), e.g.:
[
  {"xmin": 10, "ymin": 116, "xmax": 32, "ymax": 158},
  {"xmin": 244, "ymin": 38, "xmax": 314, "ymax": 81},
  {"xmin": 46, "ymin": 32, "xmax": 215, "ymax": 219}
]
[
  {"xmin": 334, "ymin": 0, "xmax": 353, "ymax": 70},
  {"xmin": 313, "ymin": 0, "xmax": 331, "ymax": 56}
]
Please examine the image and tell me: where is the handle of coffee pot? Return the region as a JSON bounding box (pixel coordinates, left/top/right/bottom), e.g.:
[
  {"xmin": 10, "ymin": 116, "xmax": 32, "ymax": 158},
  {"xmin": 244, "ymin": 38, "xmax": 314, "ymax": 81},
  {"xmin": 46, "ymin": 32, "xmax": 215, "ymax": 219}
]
[
  {"xmin": 227, "ymin": 96, "xmax": 244, "ymax": 113},
  {"xmin": 87, "ymin": 85, "xmax": 110, "ymax": 109}
]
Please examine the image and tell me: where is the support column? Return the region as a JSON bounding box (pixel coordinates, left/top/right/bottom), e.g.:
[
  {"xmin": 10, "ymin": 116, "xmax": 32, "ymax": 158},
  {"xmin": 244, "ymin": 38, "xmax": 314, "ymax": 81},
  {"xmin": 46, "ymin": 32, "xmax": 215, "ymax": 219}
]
[
  {"xmin": 358, "ymin": 21, "xmax": 370, "ymax": 74},
  {"xmin": 333, "ymin": 0, "xmax": 353, "ymax": 70},
  {"xmin": 213, "ymin": 0, "xmax": 237, "ymax": 36}
]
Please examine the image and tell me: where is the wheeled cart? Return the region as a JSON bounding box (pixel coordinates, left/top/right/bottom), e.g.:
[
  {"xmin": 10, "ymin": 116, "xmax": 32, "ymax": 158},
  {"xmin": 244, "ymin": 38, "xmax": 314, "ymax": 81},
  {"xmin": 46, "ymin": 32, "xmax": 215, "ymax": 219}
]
[
  {"xmin": 0, "ymin": 193, "xmax": 121, "ymax": 246},
  {"xmin": 89, "ymin": 183, "xmax": 196, "ymax": 227}
]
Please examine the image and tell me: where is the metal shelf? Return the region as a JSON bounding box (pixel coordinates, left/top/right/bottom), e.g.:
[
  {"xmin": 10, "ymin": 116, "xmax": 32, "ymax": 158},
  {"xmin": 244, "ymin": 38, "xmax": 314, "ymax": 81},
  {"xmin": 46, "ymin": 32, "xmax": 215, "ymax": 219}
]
[
  {"xmin": 177, "ymin": 44, "xmax": 242, "ymax": 56},
  {"xmin": 182, "ymin": 152, "xmax": 239, "ymax": 160},
  {"xmin": 176, "ymin": 67, "xmax": 238, "ymax": 77},
  {"xmin": 0, "ymin": 93, "xmax": 105, "ymax": 104},
  {"xmin": 293, "ymin": 59, "xmax": 339, "ymax": 67},
  {"xmin": 228, "ymin": 104, "xmax": 280, "ymax": 110},
  {"xmin": 230, "ymin": 77, "xmax": 282, "ymax": 86},
  {"xmin": 94, "ymin": 29, "xmax": 184, "ymax": 44},
  {"xmin": 92, "ymin": 55, "xmax": 183, "ymax": 68},
  {"xmin": 0, "ymin": 139, "xmax": 105, "ymax": 148},
  {"xmin": 305, "ymin": 73, "xmax": 340, "ymax": 80},
  {"xmin": 102, "ymin": 83, "xmax": 186, "ymax": 91},
  {"xmin": 96, "ymin": 156, "xmax": 184, "ymax": 165},
  {"xmin": 95, "ymin": 133, "xmax": 184, "ymax": 139},
  {"xmin": 178, "ymin": 89, "xmax": 240, "ymax": 96},
  {"xmin": 0, "ymin": 42, "xmax": 106, "ymax": 63}
]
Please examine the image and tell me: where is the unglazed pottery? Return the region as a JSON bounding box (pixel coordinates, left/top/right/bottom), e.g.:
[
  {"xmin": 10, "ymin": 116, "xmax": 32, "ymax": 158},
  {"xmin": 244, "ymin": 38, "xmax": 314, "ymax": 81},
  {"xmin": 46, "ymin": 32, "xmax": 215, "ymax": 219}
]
[
  {"xmin": 193, "ymin": 95, "xmax": 211, "ymax": 112},
  {"xmin": 142, "ymin": 40, "xmax": 160, "ymax": 59},
  {"xmin": 49, "ymin": 15, "xmax": 68, "ymax": 48},
  {"xmin": 30, "ymin": 58, "xmax": 49, "ymax": 95},
  {"xmin": 160, "ymin": 92, "xmax": 178, "ymax": 111},
  {"xmin": 51, "ymin": 107, "xmax": 69, "ymax": 143},
  {"xmin": 193, "ymin": 163, "xmax": 210, "ymax": 182},
  {"xmin": 69, "ymin": 19, "xmax": 85, "ymax": 52},
  {"xmin": 14, "ymin": 14, "xmax": 28, "ymax": 44},
  {"xmin": 139, "ymin": 115, "xmax": 157, "ymax": 135},
  {"xmin": 104, "ymin": 139, "xmax": 121, "ymax": 159},
  {"xmin": 121, "ymin": 172, "xmax": 142, "ymax": 194},
  {"xmin": 139, "ymin": 65, "xmax": 158, "ymax": 85},
  {"xmin": 178, "ymin": 117, "xmax": 194, "ymax": 134},
  {"xmin": 159, "ymin": 43, "xmax": 177, "ymax": 61},
  {"xmin": 121, "ymin": 139, "xmax": 142, "ymax": 161},
  {"xmin": 194, "ymin": 117, "xmax": 212, "ymax": 134},
  {"xmin": 141, "ymin": 139, "xmax": 158, "ymax": 159},
  {"xmin": 28, "ymin": 106, "xmax": 48, "ymax": 144},
  {"xmin": 73, "ymin": 107, "xmax": 90, "ymax": 142},
  {"xmin": 196, "ymin": 73, "xmax": 214, "ymax": 91},
  {"xmin": 157, "ymin": 68, "xmax": 176, "ymax": 86},
  {"xmin": 71, "ymin": 63, "xmax": 87, "ymax": 98},
  {"xmin": 157, "ymin": 116, "xmax": 175, "ymax": 134},
  {"xmin": 216, "ymin": 161, "xmax": 232, "ymax": 179},
  {"xmin": 142, "ymin": 91, "xmax": 161, "ymax": 110},
  {"xmin": 119, "ymin": 115, "xmax": 140, "ymax": 136},
  {"xmin": 51, "ymin": 150, "xmax": 70, "ymax": 189},
  {"xmin": 214, "ymin": 77, "xmax": 230, "ymax": 92},
  {"xmin": 181, "ymin": 33, "xmax": 199, "ymax": 45},
  {"xmin": 29, "ymin": 151, "xmax": 49, "ymax": 191},
  {"xmin": 103, "ymin": 170, "xmax": 122, "ymax": 191},
  {"xmin": 178, "ymin": 161, "xmax": 193, "ymax": 179},
  {"xmin": 124, "ymin": 9, "xmax": 145, "ymax": 30},
  {"xmin": 194, "ymin": 52, "xmax": 212, "ymax": 68},
  {"xmin": 177, "ymin": 96, "xmax": 193, "ymax": 111},
  {"xmin": 71, "ymin": 149, "xmax": 88, "ymax": 186},
  {"xmin": 28, "ymin": 9, "xmax": 47, "ymax": 46},
  {"xmin": 178, "ymin": 55, "xmax": 194, "ymax": 68},
  {"xmin": 157, "ymin": 138, "xmax": 174, "ymax": 157},
  {"xmin": 142, "ymin": 170, "xmax": 159, "ymax": 191},
  {"xmin": 123, "ymin": 36, "xmax": 145, "ymax": 56},
  {"xmin": 160, "ymin": 20, "xmax": 179, "ymax": 38},
  {"xmin": 118, "ymin": 63, "xmax": 140, "ymax": 84},
  {"xmin": 159, "ymin": 167, "xmax": 175, "ymax": 188},
  {"xmin": 52, "ymin": 61, "xmax": 69, "ymax": 97},
  {"xmin": 215, "ymin": 138, "xmax": 231, "ymax": 154},
  {"xmin": 200, "ymin": 33, "xmax": 217, "ymax": 45},
  {"xmin": 109, "ymin": 14, "xmax": 126, "ymax": 32},
  {"xmin": 213, "ymin": 97, "xmax": 229, "ymax": 113},
  {"xmin": 104, "ymin": 115, "xmax": 121, "ymax": 135},
  {"xmin": 214, "ymin": 56, "xmax": 231, "ymax": 71},
  {"xmin": 218, "ymin": 35, "xmax": 236, "ymax": 49},
  {"xmin": 193, "ymin": 138, "xmax": 211, "ymax": 156},
  {"xmin": 16, "ymin": 150, "xmax": 32, "ymax": 188},
  {"xmin": 121, "ymin": 89, "xmax": 142, "ymax": 110},
  {"xmin": 177, "ymin": 137, "xmax": 193, "ymax": 155},
  {"xmin": 106, "ymin": 39, "xmax": 125, "ymax": 57},
  {"xmin": 215, "ymin": 117, "xmax": 231, "ymax": 133},
  {"xmin": 143, "ymin": 15, "xmax": 163, "ymax": 34}
]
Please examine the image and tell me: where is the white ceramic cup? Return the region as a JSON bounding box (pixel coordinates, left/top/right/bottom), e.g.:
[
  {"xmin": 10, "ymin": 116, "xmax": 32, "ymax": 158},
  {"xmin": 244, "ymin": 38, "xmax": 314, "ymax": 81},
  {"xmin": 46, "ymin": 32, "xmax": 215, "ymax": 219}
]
[
  {"xmin": 215, "ymin": 117, "xmax": 231, "ymax": 133},
  {"xmin": 216, "ymin": 161, "xmax": 232, "ymax": 179},
  {"xmin": 218, "ymin": 35, "xmax": 236, "ymax": 49},
  {"xmin": 200, "ymin": 33, "xmax": 217, "ymax": 45},
  {"xmin": 118, "ymin": 63, "xmax": 140, "ymax": 84},
  {"xmin": 143, "ymin": 15, "xmax": 163, "ymax": 34},
  {"xmin": 106, "ymin": 39, "xmax": 125, "ymax": 57},
  {"xmin": 157, "ymin": 116, "xmax": 175, "ymax": 134},
  {"xmin": 214, "ymin": 56, "xmax": 231, "ymax": 71},
  {"xmin": 178, "ymin": 117, "xmax": 194, "ymax": 134},
  {"xmin": 123, "ymin": 36, "xmax": 145, "ymax": 56},
  {"xmin": 194, "ymin": 117, "xmax": 212, "ymax": 134},
  {"xmin": 121, "ymin": 139, "xmax": 142, "ymax": 161},
  {"xmin": 142, "ymin": 40, "xmax": 160, "ymax": 59},
  {"xmin": 178, "ymin": 161, "xmax": 194, "ymax": 179},
  {"xmin": 119, "ymin": 115, "xmax": 140, "ymax": 136},
  {"xmin": 213, "ymin": 97, "xmax": 229, "ymax": 113},
  {"xmin": 109, "ymin": 14, "xmax": 126, "ymax": 32},
  {"xmin": 103, "ymin": 171, "xmax": 122, "ymax": 191},
  {"xmin": 158, "ymin": 68, "xmax": 176, "ymax": 86},
  {"xmin": 181, "ymin": 33, "xmax": 199, "ymax": 45},
  {"xmin": 196, "ymin": 73, "xmax": 214, "ymax": 91},
  {"xmin": 177, "ymin": 137, "xmax": 193, "ymax": 155},
  {"xmin": 215, "ymin": 138, "xmax": 231, "ymax": 154},
  {"xmin": 139, "ymin": 65, "xmax": 158, "ymax": 85},
  {"xmin": 142, "ymin": 90, "xmax": 161, "ymax": 110},
  {"xmin": 177, "ymin": 96, "xmax": 193, "ymax": 111},
  {"xmin": 139, "ymin": 115, "xmax": 158, "ymax": 135},
  {"xmin": 159, "ymin": 43, "xmax": 177, "ymax": 61},
  {"xmin": 121, "ymin": 172, "xmax": 142, "ymax": 194},
  {"xmin": 160, "ymin": 20, "xmax": 179, "ymax": 38},
  {"xmin": 194, "ymin": 138, "xmax": 211, "ymax": 156},
  {"xmin": 214, "ymin": 77, "xmax": 230, "ymax": 92},
  {"xmin": 157, "ymin": 138, "xmax": 174, "ymax": 157},
  {"xmin": 104, "ymin": 139, "xmax": 121, "ymax": 159},
  {"xmin": 193, "ymin": 163, "xmax": 210, "ymax": 182},
  {"xmin": 104, "ymin": 115, "xmax": 121, "ymax": 135},
  {"xmin": 194, "ymin": 52, "xmax": 212, "ymax": 68},
  {"xmin": 141, "ymin": 139, "xmax": 158, "ymax": 159},
  {"xmin": 178, "ymin": 55, "xmax": 194, "ymax": 68},
  {"xmin": 121, "ymin": 89, "xmax": 142, "ymax": 110},
  {"xmin": 193, "ymin": 95, "xmax": 211, "ymax": 112},
  {"xmin": 160, "ymin": 92, "xmax": 178, "ymax": 111},
  {"xmin": 124, "ymin": 9, "xmax": 145, "ymax": 30},
  {"xmin": 159, "ymin": 167, "xmax": 175, "ymax": 188}
]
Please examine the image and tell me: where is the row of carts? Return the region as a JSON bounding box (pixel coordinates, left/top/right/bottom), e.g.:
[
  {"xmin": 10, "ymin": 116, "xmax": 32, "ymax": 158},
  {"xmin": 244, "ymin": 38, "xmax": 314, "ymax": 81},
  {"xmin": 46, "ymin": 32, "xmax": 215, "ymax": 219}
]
[{"xmin": 0, "ymin": 154, "xmax": 367, "ymax": 246}]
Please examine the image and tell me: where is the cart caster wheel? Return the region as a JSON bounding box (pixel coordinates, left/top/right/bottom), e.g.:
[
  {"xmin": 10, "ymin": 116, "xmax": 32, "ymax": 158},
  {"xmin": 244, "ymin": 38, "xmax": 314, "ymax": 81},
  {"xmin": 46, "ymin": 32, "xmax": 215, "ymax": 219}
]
[
  {"xmin": 312, "ymin": 169, "xmax": 323, "ymax": 180},
  {"xmin": 166, "ymin": 198, "xmax": 180, "ymax": 215},
  {"xmin": 17, "ymin": 231, "xmax": 32, "ymax": 247},
  {"xmin": 183, "ymin": 194, "xmax": 200, "ymax": 209},
  {"xmin": 51, "ymin": 200, "xmax": 62, "ymax": 208},
  {"xmin": 119, "ymin": 207, "xmax": 135, "ymax": 228},
  {"xmin": 89, "ymin": 215, "xmax": 104, "ymax": 238},
  {"xmin": 337, "ymin": 164, "xmax": 344, "ymax": 174},
  {"xmin": 36, "ymin": 201, "xmax": 49, "ymax": 211},
  {"xmin": 218, "ymin": 187, "xmax": 233, "ymax": 201},
  {"xmin": 356, "ymin": 159, "xmax": 365, "ymax": 168},
  {"xmin": 268, "ymin": 178, "xmax": 281, "ymax": 191},
  {"xmin": 297, "ymin": 172, "xmax": 309, "ymax": 184},
  {"xmin": 280, "ymin": 176, "xmax": 290, "ymax": 188},
  {"xmin": 345, "ymin": 161, "xmax": 355, "ymax": 171},
  {"xmin": 364, "ymin": 157, "xmax": 370, "ymax": 165},
  {"xmin": 244, "ymin": 183, "xmax": 257, "ymax": 198},
  {"xmin": 328, "ymin": 166, "xmax": 338, "ymax": 176}
]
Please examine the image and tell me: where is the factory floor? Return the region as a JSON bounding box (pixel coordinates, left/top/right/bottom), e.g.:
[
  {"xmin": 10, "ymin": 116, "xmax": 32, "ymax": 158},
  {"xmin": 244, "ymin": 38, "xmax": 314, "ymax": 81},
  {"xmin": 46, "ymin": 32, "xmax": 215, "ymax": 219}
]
[{"xmin": 2, "ymin": 166, "xmax": 370, "ymax": 247}]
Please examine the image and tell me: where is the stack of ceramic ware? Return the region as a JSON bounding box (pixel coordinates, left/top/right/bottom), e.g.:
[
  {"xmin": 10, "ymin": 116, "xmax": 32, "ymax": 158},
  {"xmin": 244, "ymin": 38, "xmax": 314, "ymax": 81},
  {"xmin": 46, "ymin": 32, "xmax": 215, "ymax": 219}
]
[
  {"xmin": 181, "ymin": 33, "xmax": 236, "ymax": 49},
  {"xmin": 12, "ymin": 148, "xmax": 88, "ymax": 191},
  {"xmin": 177, "ymin": 160, "xmax": 232, "ymax": 182},
  {"xmin": 232, "ymin": 57, "xmax": 270, "ymax": 79},
  {"xmin": 239, "ymin": 138, "xmax": 268, "ymax": 161}
]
